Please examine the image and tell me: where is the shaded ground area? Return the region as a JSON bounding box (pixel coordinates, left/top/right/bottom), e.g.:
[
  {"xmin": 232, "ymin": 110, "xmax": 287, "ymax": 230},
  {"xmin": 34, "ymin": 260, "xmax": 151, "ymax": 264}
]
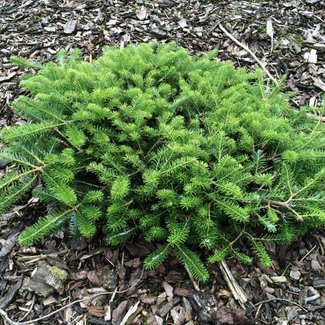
[{"xmin": 0, "ymin": 0, "xmax": 325, "ymax": 324}]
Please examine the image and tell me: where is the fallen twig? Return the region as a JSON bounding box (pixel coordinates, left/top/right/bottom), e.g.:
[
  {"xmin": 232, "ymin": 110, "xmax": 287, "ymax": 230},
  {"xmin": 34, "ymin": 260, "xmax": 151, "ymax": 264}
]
[
  {"xmin": 186, "ymin": 268, "xmax": 201, "ymax": 292},
  {"xmin": 254, "ymin": 297, "xmax": 308, "ymax": 319},
  {"xmin": 299, "ymin": 244, "xmax": 317, "ymax": 262},
  {"xmin": 218, "ymin": 23, "xmax": 278, "ymax": 85}
]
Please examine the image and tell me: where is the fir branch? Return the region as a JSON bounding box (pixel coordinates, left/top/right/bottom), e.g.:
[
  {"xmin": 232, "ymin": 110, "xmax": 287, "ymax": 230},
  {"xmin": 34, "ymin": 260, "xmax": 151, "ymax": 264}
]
[
  {"xmin": 213, "ymin": 198, "xmax": 250, "ymax": 222},
  {"xmin": 160, "ymin": 157, "xmax": 198, "ymax": 175},
  {"xmin": 10, "ymin": 56, "xmax": 43, "ymax": 70},
  {"xmin": 0, "ymin": 169, "xmax": 36, "ymax": 190},
  {"xmin": 1, "ymin": 122, "xmax": 67, "ymax": 142},
  {"xmin": 176, "ymin": 245, "xmax": 209, "ymax": 282},
  {"xmin": 106, "ymin": 228, "xmax": 136, "ymax": 245},
  {"xmin": 0, "ymin": 175, "xmax": 37, "ymax": 214},
  {"xmin": 18, "ymin": 209, "xmax": 75, "ymax": 246},
  {"xmin": 0, "ymin": 151, "xmax": 41, "ymax": 169},
  {"xmin": 252, "ymin": 241, "xmax": 272, "ymax": 267},
  {"xmin": 144, "ymin": 244, "xmax": 171, "ymax": 269}
]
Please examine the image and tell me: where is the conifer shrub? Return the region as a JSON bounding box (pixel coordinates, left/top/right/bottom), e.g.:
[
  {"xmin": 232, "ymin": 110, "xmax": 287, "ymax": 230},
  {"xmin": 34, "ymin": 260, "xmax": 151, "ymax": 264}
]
[{"xmin": 1, "ymin": 42, "xmax": 324, "ymax": 281}]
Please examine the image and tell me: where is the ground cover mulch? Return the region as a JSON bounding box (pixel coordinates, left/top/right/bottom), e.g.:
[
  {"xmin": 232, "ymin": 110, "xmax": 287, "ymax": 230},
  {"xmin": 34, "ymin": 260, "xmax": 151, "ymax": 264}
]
[{"xmin": 0, "ymin": 1, "xmax": 325, "ymax": 324}]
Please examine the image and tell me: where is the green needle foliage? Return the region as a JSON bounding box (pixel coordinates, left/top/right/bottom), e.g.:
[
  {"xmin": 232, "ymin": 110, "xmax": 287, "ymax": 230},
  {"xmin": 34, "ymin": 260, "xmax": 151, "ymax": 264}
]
[{"xmin": 1, "ymin": 42, "xmax": 324, "ymax": 281}]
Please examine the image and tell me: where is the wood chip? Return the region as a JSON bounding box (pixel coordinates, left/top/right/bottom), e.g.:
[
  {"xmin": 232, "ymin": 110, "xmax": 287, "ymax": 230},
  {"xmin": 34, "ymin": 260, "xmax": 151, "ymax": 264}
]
[
  {"xmin": 178, "ymin": 19, "xmax": 187, "ymax": 28},
  {"xmin": 270, "ymin": 276, "xmax": 287, "ymax": 283},
  {"xmin": 0, "ymin": 72, "xmax": 16, "ymax": 83},
  {"xmin": 266, "ymin": 19, "xmax": 274, "ymax": 51},
  {"xmin": 162, "ymin": 281, "xmax": 174, "ymax": 299},
  {"xmin": 312, "ymin": 77, "xmax": 325, "ymax": 91},
  {"xmin": 64, "ymin": 20, "xmax": 77, "ymax": 34},
  {"xmin": 304, "ymin": 49, "xmax": 317, "ymax": 63},
  {"xmin": 0, "ymin": 233, "xmax": 18, "ymax": 257},
  {"xmin": 136, "ymin": 6, "xmax": 147, "ymax": 20}
]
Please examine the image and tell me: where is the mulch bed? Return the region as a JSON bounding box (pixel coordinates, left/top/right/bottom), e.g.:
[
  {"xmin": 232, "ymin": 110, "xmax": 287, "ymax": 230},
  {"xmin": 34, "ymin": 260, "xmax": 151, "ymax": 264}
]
[{"xmin": 0, "ymin": 1, "xmax": 324, "ymax": 324}]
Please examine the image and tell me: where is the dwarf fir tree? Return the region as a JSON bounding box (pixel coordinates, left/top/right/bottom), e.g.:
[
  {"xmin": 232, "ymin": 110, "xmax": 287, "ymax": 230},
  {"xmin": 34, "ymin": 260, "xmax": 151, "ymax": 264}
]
[{"xmin": 1, "ymin": 42, "xmax": 324, "ymax": 281}]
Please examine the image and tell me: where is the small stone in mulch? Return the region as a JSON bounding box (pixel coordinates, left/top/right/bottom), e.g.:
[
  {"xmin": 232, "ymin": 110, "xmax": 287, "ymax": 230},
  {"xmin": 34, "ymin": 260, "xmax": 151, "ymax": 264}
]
[
  {"xmin": 264, "ymin": 286, "xmax": 275, "ymax": 294},
  {"xmin": 136, "ymin": 6, "xmax": 147, "ymax": 21},
  {"xmin": 178, "ymin": 18, "xmax": 187, "ymax": 28}
]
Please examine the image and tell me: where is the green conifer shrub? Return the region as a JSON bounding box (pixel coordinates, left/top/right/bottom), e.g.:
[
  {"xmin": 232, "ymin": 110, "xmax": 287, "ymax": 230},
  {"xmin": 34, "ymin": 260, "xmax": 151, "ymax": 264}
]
[{"xmin": 1, "ymin": 42, "xmax": 324, "ymax": 281}]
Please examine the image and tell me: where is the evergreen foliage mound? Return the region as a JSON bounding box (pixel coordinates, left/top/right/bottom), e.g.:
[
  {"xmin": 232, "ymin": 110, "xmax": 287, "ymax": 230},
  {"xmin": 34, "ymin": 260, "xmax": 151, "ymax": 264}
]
[{"xmin": 1, "ymin": 43, "xmax": 325, "ymax": 281}]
